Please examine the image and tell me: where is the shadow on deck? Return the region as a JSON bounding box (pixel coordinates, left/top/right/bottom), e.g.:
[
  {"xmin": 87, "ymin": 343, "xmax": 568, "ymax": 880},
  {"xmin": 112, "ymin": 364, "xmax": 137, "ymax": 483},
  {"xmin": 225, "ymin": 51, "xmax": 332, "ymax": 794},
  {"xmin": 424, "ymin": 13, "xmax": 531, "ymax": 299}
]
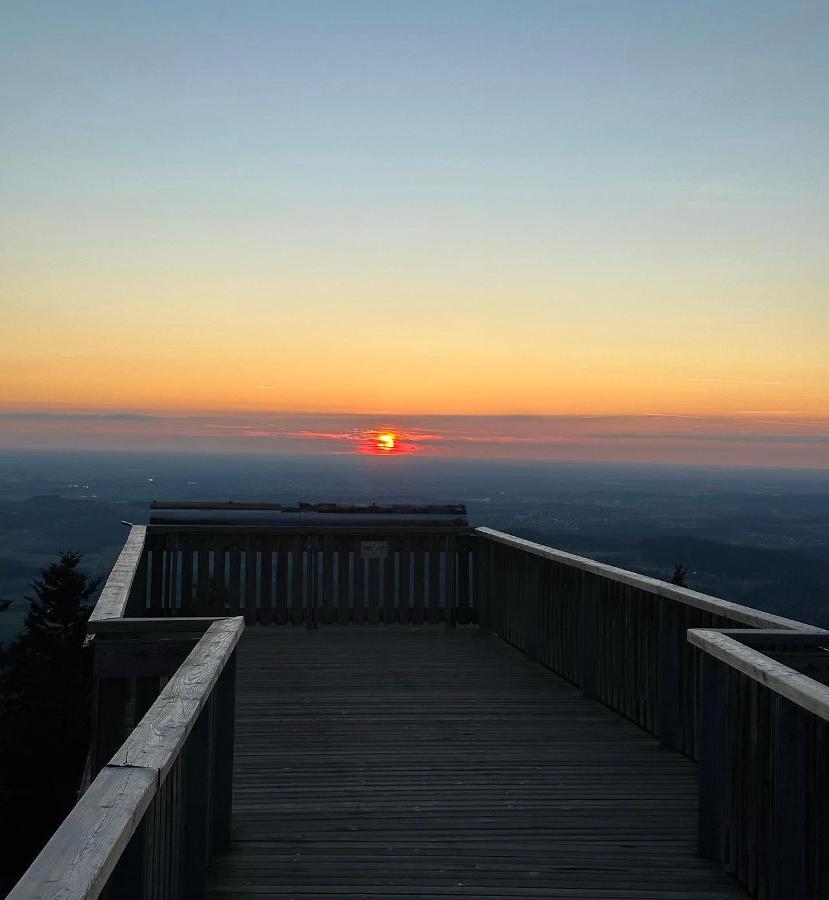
[{"xmin": 207, "ymin": 626, "xmax": 746, "ymax": 899}]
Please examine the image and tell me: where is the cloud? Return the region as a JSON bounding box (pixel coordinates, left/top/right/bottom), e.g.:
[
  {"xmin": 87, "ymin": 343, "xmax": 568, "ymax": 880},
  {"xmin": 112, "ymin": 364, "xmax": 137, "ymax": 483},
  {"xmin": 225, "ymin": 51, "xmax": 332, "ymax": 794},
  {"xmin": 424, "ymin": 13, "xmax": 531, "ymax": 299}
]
[{"xmin": 1, "ymin": 409, "xmax": 827, "ymax": 468}]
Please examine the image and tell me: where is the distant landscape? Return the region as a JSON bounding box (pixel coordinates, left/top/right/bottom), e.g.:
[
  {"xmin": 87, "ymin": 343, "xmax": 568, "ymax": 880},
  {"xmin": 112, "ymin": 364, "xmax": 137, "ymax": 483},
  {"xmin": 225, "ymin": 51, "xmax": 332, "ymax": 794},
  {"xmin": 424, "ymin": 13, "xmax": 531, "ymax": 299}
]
[{"xmin": 2, "ymin": 448, "xmax": 828, "ymax": 644}]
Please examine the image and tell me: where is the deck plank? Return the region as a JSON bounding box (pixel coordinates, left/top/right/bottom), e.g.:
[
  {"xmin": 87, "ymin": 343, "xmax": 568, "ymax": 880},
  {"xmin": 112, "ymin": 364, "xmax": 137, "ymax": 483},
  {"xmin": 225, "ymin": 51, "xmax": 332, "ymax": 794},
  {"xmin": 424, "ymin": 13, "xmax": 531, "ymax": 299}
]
[{"xmin": 207, "ymin": 627, "xmax": 746, "ymax": 899}]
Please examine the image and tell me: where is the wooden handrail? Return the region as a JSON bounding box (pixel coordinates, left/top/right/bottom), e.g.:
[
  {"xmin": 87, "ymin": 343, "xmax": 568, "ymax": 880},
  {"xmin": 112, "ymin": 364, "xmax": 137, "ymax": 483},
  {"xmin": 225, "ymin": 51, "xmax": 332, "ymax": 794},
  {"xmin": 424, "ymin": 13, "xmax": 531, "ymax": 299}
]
[
  {"xmin": 89, "ymin": 524, "xmax": 147, "ymax": 623},
  {"xmin": 7, "ymin": 617, "xmax": 244, "ymax": 900},
  {"xmin": 691, "ymin": 627, "xmax": 829, "ymax": 897},
  {"xmin": 689, "ymin": 628, "xmax": 829, "ymax": 721},
  {"xmin": 477, "ymin": 526, "xmax": 822, "ymax": 631},
  {"xmin": 475, "ymin": 527, "xmax": 829, "ymax": 900}
]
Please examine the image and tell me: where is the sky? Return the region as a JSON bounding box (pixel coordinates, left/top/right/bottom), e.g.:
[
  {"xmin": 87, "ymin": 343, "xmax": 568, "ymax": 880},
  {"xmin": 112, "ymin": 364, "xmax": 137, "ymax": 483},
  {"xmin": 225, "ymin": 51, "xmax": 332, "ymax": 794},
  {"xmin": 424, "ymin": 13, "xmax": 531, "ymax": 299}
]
[{"xmin": 1, "ymin": 2, "xmax": 828, "ymax": 465}]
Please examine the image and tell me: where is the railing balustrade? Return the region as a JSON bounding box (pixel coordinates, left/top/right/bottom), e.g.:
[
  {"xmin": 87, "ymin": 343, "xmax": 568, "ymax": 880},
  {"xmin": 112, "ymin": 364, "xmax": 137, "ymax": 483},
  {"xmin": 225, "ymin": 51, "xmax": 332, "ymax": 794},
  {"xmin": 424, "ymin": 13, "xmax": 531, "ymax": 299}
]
[
  {"xmin": 474, "ymin": 527, "xmax": 829, "ymax": 900},
  {"xmin": 7, "ymin": 618, "xmax": 243, "ymax": 900},
  {"xmin": 10, "ymin": 518, "xmax": 829, "ymax": 900},
  {"xmin": 124, "ymin": 525, "xmax": 475, "ymax": 625},
  {"xmin": 691, "ymin": 629, "xmax": 829, "ymax": 899}
]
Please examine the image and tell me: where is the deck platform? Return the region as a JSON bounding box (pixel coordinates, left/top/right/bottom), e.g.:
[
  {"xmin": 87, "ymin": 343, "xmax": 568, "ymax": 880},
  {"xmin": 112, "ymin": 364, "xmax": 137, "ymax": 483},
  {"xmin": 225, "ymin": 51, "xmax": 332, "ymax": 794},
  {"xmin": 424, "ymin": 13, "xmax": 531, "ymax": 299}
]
[{"xmin": 206, "ymin": 626, "xmax": 746, "ymax": 899}]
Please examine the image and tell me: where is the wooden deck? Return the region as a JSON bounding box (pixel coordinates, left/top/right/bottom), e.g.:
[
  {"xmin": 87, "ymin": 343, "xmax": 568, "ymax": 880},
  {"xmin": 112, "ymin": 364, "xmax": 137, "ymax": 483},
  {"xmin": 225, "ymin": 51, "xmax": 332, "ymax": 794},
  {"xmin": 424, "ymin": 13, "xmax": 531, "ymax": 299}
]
[{"xmin": 207, "ymin": 626, "xmax": 747, "ymax": 899}]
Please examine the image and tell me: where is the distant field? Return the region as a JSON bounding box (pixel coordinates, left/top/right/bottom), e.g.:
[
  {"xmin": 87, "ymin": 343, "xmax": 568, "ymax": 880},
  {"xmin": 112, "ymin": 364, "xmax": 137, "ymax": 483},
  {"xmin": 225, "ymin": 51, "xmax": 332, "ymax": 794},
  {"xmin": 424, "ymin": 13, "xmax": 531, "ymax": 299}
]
[{"xmin": 1, "ymin": 450, "xmax": 828, "ymax": 644}]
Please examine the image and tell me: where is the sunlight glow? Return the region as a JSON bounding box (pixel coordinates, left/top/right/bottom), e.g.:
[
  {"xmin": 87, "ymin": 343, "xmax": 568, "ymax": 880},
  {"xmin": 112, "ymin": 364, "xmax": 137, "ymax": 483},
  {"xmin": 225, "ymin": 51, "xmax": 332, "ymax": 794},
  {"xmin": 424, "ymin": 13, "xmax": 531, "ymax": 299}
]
[{"xmin": 376, "ymin": 432, "xmax": 397, "ymax": 452}]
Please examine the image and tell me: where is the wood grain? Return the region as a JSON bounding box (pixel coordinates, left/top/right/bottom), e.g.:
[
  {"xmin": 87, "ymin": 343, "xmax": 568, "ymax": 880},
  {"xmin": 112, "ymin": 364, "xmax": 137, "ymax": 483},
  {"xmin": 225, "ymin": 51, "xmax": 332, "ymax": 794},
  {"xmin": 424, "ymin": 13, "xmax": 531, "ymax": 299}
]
[
  {"xmin": 478, "ymin": 527, "xmax": 823, "ymax": 632},
  {"xmin": 90, "ymin": 525, "xmax": 147, "ymax": 622},
  {"xmin": 6, "ymin": 766, "xmax": 156, "ymax": 900},
  {"xmin": 206, "ymin": 626, "xmax": 747, "ymax": 899}
]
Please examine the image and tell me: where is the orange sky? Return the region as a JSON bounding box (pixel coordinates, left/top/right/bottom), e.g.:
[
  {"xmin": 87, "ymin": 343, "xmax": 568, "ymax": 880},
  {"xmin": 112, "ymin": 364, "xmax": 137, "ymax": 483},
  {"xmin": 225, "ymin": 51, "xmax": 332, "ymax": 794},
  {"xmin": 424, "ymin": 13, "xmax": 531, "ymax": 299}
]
[
  {"xmin": 2, "ymin": 271, "xmax": 827, "ymax": 418},
  {"xmin": 2, "ymin": 3, "xmax": 828, "ymax": 458}
]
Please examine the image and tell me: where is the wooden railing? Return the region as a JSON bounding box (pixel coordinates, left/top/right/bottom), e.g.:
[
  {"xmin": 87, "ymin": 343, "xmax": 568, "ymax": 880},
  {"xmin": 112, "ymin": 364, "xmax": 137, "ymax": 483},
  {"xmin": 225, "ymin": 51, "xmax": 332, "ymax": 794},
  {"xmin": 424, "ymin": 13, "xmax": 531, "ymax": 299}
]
[
  {"xmin": 475, "ymin": 527, "xmax": 829, "ymax": 900},
  {"xmin": 475, "ymin": 527, "xmax": 823, "ymax": 757},
  {"xmin": 124, "ymin": 523, "xmax": 475, "ymax": 626},
  {"xmin": 692, "ymin": 629, "xmax": 829, "ymax": 900},
  {"xmin": 11, "ymin": 520, "xmax": 828, "ymax": 900},
  {"xmin": 7, "ymin": 617, "xmax": 243, "ymax": 900},
  {"xmin": 9, "ymin": 524, "xmax": 244, "ymax": 900}
]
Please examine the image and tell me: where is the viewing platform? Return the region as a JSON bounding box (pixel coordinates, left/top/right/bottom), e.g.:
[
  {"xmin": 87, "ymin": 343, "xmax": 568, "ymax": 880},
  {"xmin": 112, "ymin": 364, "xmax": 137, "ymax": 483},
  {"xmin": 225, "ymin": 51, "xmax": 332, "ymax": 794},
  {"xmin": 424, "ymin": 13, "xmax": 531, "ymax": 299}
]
[{"xmin": 9, "ymin": 503, "xmax": 829, "ymax": 900}]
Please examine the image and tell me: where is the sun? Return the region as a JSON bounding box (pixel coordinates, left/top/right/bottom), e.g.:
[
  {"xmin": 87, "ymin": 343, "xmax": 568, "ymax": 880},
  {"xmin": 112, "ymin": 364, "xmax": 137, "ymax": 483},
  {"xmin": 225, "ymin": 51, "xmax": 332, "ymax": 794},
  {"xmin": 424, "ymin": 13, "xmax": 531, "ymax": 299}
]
[{"xmin": 376, "ymin": 432, "xmax": 397, "ymax": 452}]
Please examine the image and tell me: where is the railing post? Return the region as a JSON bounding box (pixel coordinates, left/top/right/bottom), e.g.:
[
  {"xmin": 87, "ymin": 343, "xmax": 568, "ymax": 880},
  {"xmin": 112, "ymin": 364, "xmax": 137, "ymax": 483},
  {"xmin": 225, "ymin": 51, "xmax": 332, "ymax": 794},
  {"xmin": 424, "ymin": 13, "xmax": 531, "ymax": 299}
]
[
  {"xmin": 445, "ymin": 536, "xmax": 457, "ymax": 629},
  {"xmin": 103, "ymin": 816, "xmax": 147, "ymax": 900},
  {"xmin": 525, "ymin": 554, "xmax": 540, "ymax": 662},
  {"xmin": 182, "ymin": 698, "xmax": 213, "ymax": 896},
  {"xmin": 475, "ymin": 537, "xmax": 491, "ymax": 631},
  {"xmin": 578, "ymin": 574, "xmax": 597, "ymax": 698},
  {"xmin": 697, "ymin": 652, "xmax": 724, "ymax": 860},
  {"xmin": 212, "ymin": 651, "xmax": 237, "ymax": 852},
  {"xmin": 92, "ymin": 677, "xmax": 131, "ymax": 775},
  {"xmin": 126, "ymin": 550, "xmax": 148, "ymax": 615},
  {"xmin": 658, "ymin": 598, "xmax": 681, "ymax": 750},
  {"xmin": 770, "ymin": 694, "xmax": 808, "ymax": 899}
]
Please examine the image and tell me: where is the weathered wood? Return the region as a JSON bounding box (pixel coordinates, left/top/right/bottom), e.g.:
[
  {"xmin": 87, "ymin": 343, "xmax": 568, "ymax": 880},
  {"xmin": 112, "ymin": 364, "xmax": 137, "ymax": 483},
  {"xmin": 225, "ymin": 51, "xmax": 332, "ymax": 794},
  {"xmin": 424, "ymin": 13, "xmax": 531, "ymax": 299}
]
[
  {"xmin": 337, "ymin": 545, "xmax": 351, "ymax": 625},
  {"xmin": 382, "ymin": 553, "xmax": 395, "ymax": 624},
  {"xmin": 322, "ymin": 543, "xmax": 335, "ymax": 625},
  {"xmin": 91, "ymin": 525, "xmax": 147, "ymax": 622},
  {"xmin": 212, "ymin": 652, "xmax": 237, "ymax": 851},
  {"xmin": 88, "ymin": 616, "xmax": 225, "ymax": 635},
  {"xmin": 259, "ymin": 543, "xmax": 274, "ymax": 626},
  {"xmin": 412, "ymin": 541, "xmax": 425, "ymax": 624},
  {"xmin": 353, "ymin": 543, "xmax": 366, "ymax": 623},
  {"xmin": 183, "ymin": 700, "xmax": 213, "ymax": 897},
  {"xmin": 227, "ymin": 544, "xmax": 242, "ymax": 617},
  {"xmin": 277, "ymin": 547, "xmax": 289, "ymax": 625},
  {"xmin": 127, "ymin": 551, "xmax": 148, "ymax": 617},
  {"xmin": 6, "ymin": 766, "xmax": 156, "ymax": 900},
  {"xmin": 770, "ymin": 695, "xmax": 808, "ymax": 898},
  {"xmin": 367, "ymin": 555, "xmax": 381, "ymax": 624},
  {"xmin": 290, "ymin": 539, "xmax": 304, "ymax": 625},
  {"xmin": 689, "ymin": 629, "xmax": 829, "ymax": 722},
  {"xmin": 244, "ymin": 540, "xmax": 258, "ymax": 624},
  {"xmin": 428, "ymin": 544, "xmax": 441, "ymax": 624},
  {"xmin": 109, "ymin": 619, "xmax": 244, "ymax": 781},
  {"xmin": 456, "ymin": 543, "xmax": 471, "ymax": 624},
  {"xmin": 180, "ymin": 538, "xmax": 194, "ymax": 611},
  {"xmin": 578, "ymin": 573, "xmax": 598, "ymax": 699},
  {"xmin": 697, "ymin": 652, "xmax": 724, "ymax": 861},
  {"xmin": 206, "ymin": 626, "xmax": 747, "ymax": 900},
  {"xmin": 93, "ymin": 677, "xmax": 131, "ymax": 775},
  {"xmin": 213, "ymin": 541, "xmax": 227, "ymax": 614},
  {"xmin": 398, "ymin": 546, "xmax": 411, "ymax": 623},
  {"xmin": 478, "ymin": 528, "xmax": 822, "ymax": 631},
  {"xmin": 658, "ymin": 597, "xmax": 681, "ymax": 750}
]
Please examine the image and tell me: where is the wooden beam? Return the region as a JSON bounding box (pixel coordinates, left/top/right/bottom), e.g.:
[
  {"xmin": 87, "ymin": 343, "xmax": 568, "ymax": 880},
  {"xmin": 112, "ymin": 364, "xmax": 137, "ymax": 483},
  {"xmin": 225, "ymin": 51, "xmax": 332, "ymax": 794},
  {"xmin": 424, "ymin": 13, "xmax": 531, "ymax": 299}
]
[
  {"xmin": 689, "ymin": 629, "xmax": 829, "ymax": 722},
  {"xmin": 108, "ymin": 618, "xmax": 244, "ymax": 782},
  {"xmin": 6, "ymin": 766, "xmax": 156, "ymax": 900},
  {"xmin": 478, "ymin": 527, "xmax": 823, "ymax": 632},
  {"xmin": 89, "ymin": 525, "xmax": 147, "ymax": 623}
]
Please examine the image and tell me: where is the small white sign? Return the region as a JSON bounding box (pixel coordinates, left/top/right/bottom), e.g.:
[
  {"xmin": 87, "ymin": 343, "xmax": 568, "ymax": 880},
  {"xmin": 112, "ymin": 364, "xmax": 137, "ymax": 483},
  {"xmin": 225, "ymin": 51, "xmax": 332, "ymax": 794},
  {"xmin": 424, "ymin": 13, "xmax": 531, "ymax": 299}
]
[{"xmin": 360, "ymin": 540, "xmax": 388, "ymax": 559}]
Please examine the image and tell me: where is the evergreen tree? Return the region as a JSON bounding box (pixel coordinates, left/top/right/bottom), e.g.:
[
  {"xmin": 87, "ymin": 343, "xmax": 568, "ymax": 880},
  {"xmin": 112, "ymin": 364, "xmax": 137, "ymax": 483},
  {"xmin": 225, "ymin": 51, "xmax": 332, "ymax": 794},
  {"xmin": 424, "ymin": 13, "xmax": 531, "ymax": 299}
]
[
  {"xmin": 670, "ymin": 564, "xmax": 689, "ymax": 588},
  {"xmin": 0, "ymin": 553, "xmax": 100, "ymax": 892}
]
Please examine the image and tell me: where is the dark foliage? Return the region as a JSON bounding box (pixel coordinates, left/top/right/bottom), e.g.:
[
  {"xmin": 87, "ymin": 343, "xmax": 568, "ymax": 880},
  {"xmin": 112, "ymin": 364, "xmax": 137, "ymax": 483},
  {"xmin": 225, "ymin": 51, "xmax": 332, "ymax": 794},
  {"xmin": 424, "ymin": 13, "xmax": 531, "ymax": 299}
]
[
  {"xmin": 0, "ymin": 553, "xmax": 100, "ymax": 892},
  {"xmin": 670, "ymin": 564, "xmax": 689, "ymax": 588}
]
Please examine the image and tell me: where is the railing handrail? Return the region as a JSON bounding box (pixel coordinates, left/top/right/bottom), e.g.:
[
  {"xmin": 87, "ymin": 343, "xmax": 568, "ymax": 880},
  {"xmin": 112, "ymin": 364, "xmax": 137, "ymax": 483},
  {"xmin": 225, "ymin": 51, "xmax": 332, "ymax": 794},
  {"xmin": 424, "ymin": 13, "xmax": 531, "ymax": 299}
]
[
  {"xmin": 89, "ymin": 523, "xmax": 147, "ymax": 623},
  {"xmin": 7, "ymin": 616, "xmax": 244, "ymax": 900},
  {"xmin": 689, "ymin": 627, "xmax": 829, "ymax": 722},
  {"xmin": 477, "ymin": 526, "xmax": 823, "ymax": 632}
]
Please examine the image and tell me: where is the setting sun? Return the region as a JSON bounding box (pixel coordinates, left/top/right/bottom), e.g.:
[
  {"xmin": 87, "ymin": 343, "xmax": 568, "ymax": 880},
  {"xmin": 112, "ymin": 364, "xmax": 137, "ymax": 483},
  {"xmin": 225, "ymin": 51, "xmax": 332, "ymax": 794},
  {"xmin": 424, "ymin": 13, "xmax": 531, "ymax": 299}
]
[{"xmin": 376, "ymin": 432, "xmax": 397, "ymax": 452}]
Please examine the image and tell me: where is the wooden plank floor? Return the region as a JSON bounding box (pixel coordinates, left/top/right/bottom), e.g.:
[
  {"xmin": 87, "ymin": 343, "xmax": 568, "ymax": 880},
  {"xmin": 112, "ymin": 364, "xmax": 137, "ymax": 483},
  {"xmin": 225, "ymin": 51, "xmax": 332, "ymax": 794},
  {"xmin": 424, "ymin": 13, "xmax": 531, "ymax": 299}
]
[{"xmin": 207, "ymin": 626, "xmax": 746, "ymax": 899}]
